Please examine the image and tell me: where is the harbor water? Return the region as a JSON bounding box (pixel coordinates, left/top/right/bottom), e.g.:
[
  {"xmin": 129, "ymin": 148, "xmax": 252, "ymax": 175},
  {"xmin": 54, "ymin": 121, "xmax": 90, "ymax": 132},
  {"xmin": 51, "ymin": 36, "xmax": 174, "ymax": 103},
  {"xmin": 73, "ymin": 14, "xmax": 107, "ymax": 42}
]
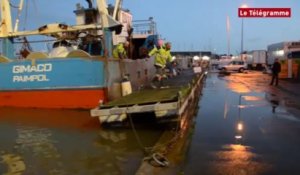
[{"xmin": 0, "ymin": 108, "xmax": 163, "ymax": 175}]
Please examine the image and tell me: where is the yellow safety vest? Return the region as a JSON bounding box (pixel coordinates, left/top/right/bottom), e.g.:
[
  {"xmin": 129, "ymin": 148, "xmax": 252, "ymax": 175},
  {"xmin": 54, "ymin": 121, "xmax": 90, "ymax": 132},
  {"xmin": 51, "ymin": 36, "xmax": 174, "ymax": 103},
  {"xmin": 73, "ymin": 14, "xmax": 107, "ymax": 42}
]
[
  {"xmin": 148, "ymin": 47, "xmax": 172, "ymax": 68},
  {"xmin": 113, "ymin": 44, "xmax": 126, "ymax": 59}
]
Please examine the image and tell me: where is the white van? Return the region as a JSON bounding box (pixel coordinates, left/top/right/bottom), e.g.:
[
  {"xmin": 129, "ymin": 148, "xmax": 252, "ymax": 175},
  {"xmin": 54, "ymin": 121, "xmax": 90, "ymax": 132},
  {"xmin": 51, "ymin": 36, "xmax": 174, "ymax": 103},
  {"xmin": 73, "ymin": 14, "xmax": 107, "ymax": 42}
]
[{"xmin": 219, "ymin": 61, "xmax": 247, "ymax": 73}]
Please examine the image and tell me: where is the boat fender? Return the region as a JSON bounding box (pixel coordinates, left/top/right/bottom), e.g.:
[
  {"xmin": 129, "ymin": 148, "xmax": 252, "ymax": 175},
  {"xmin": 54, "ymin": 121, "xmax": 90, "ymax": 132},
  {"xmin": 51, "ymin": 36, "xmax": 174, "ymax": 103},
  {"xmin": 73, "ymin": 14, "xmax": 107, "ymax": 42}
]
[
  {"xmin": 151, "ymin": 153, "xmax": 169, "ymax": 167},
  {"xmin": 121, "ymin": 78, "xmax": 132, "ymax": 96}
]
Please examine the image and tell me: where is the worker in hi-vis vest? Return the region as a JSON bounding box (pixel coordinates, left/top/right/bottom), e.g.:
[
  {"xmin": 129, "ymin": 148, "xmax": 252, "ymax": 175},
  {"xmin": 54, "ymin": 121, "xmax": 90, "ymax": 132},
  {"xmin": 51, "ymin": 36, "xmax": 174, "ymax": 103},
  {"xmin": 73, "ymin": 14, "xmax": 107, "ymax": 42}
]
[
  {"xmin": 113, "ymin": 41, "xmax": 129, "ymax": 59},
  {"xmin": 148, "ymin": 40, "xmax": 172, "ymax": 88}
]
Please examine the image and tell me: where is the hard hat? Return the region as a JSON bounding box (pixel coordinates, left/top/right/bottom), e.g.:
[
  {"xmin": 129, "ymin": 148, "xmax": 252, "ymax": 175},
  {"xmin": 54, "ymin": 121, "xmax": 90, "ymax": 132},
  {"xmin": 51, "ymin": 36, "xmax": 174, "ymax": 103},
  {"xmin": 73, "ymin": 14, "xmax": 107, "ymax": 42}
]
[{"xmin": 157, "ymin": 39, "xmax": 164, "ymax": 47}]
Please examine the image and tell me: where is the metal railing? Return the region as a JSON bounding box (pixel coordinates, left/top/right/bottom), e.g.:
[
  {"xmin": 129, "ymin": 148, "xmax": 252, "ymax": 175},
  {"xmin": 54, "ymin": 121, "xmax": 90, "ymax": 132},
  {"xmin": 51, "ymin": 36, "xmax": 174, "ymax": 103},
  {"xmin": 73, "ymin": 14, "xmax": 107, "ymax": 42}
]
[{"xmin": 132, "ymin": 18, "xmax": 157, "ymax": 35}]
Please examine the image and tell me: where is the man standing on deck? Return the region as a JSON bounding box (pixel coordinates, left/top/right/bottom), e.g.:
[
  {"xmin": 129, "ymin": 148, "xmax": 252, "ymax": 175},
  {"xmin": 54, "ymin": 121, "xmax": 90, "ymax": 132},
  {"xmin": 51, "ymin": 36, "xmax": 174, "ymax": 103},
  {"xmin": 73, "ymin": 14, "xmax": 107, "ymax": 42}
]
[
  {"xmin": 113, "ymin": 41, "xmax": 129, "ymax": 59},
  {"xmin": 148, "ymin": 40, "xmax": 172, "ymax": 88}
]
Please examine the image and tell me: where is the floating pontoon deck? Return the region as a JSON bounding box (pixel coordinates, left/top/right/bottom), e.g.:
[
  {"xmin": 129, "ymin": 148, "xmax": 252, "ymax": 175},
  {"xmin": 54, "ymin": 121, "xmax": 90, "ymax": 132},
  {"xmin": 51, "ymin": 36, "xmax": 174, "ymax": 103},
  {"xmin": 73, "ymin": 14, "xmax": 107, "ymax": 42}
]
[{"xmin": 90, "ymin": 69, "xmax": 205, "ymax": 123}]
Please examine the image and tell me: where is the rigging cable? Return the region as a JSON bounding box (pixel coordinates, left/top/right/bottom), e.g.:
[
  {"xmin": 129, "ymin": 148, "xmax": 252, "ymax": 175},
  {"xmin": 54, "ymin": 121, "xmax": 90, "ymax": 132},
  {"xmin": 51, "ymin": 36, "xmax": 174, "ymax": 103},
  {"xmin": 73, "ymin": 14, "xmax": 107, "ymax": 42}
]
[
  {"xmin": 122, "ymin": 91, "xmax": 170, "ymax": 167},
  {"xmin": 14, "ymin": 39, "xmax": 57, "ymax": 44}
]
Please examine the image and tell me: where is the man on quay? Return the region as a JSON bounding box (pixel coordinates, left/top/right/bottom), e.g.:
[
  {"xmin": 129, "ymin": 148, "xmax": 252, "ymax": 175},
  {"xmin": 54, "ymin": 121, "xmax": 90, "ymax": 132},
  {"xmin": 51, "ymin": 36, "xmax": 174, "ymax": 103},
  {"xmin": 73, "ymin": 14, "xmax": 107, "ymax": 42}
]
[{"xmin": 270, "ymin": 58, "xmax": 281, "ymax": 86}]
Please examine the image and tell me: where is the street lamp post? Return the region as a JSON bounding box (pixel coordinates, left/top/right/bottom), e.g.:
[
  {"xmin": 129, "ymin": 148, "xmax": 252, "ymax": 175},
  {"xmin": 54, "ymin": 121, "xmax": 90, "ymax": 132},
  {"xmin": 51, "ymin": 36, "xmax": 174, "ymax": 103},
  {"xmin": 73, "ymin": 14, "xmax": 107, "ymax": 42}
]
[
  {"xmin": 240, "ymin": 4, "xmax": 248, "ymax": 59},
  {"xmin": 241, "ymin": 18, "xmax": 244, "ymax": 54}
]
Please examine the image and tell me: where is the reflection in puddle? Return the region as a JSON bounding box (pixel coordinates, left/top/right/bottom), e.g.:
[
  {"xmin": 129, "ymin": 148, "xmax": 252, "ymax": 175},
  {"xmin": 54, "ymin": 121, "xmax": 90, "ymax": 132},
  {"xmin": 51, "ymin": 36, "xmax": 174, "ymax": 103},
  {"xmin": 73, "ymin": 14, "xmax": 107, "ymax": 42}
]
[
  {"xmin": 226, "ymin": 77, "xmax": 251, "ymax": 94},
  {"xmin": 270, "ymin": 100, "xmax": 279, "ymax": 106},
  {"xmin": 237, "ymin": 104, "xmax": 268, "ymax": 109},
  {"xmin": 242, "ymin": 96, "xmax": 264, "ymax": 101},
  {"xmin": 211, "ymin": 144, "xmax": 272, "ymax": 175},
  {"xmin": 227, "ymin": 83, "xmax": 251, "ymax": 94},
  {"xmin": 265, "ymin": 93, "xmax": 299, "ymax": 119},
  {"xmin": 273, "ymin": 109, "xmax": 300, "ymax": 122},
  {"xmin": 270, "ymin": 100, "xmax": 279, "ymax": 113},
  {"xmin": 265, "ymin": 93, "xmax": 281, "ymax": 114},
  {"xmin": 235, "ymin": 120, "xmax": 244, "ymax": 143}
]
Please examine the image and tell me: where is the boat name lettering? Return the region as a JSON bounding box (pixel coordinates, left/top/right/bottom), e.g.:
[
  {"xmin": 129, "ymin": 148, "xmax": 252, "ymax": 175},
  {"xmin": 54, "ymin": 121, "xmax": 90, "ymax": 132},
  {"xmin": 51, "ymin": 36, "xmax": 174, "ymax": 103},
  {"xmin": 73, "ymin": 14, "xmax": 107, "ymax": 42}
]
[
  {"xmin": 13, "ymin": 75, "xmax": 50, "ymax": 82},
  {"xmin": 12, "ymin": 64, "xmax": 52, "ymax": 74}
]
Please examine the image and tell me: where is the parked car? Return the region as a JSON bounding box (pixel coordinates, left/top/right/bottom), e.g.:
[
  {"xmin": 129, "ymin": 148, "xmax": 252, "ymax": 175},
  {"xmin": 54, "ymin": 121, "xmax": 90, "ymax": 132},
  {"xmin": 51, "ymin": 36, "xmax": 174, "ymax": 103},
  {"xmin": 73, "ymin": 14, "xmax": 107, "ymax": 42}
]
[{"xmin": 219, "ymin": 61, "xmax": 247, "ymax": 73}]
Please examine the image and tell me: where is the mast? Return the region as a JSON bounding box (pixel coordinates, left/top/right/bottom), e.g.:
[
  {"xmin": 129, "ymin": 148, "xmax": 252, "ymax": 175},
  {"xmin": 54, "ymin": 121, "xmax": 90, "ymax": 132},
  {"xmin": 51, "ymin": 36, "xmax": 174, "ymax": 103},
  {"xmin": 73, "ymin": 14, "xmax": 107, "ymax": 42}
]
[
  {"xmin": 226, "ymin": 15, "xmax": 231, "ymax": 58},
  {"xmin": 113, "ymin": 0, "xmax": 121, "ymax": 20},
  {"xmin": 14, "ymin": 0, "xmax": 24, "ymax": 32},
  {"xmin": 96, "ymin": 0, "xmax": 112, "ymax": 57},
  {"xmin": 0, "ymin": 0, "xmax": 14, "ymax": 58},
  {"xmin": 96, "ymin": 0, "xmax": 109, "ymax": 27},
  {"xmin": 0, "ymin": 0, "xmax": 13, "ymax": 35}
]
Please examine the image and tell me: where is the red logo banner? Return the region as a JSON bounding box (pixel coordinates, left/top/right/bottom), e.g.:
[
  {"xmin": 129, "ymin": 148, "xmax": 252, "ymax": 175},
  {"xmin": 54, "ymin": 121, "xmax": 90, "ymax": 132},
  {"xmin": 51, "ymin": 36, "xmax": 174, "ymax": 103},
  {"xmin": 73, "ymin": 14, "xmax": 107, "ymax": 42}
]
[{"xmin": 238, "ymin": 8, "xmax": 291, "ymax": 18}]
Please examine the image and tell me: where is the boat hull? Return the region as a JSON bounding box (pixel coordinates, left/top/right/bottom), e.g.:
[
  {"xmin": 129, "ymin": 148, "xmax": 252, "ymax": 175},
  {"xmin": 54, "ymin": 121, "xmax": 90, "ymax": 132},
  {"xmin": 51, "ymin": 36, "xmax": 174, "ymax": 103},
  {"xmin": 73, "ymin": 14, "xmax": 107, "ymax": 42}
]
[
  {"xmin": 0, "ymin": 57, "xmax": 107, "ymax": 109},
  {"xmin": 0, "ymin": 56, "xmax": 155, "ymax": 109},
  {"xmin": 0, "ymin": 88, "xmax": 106, "ymax": 109}
]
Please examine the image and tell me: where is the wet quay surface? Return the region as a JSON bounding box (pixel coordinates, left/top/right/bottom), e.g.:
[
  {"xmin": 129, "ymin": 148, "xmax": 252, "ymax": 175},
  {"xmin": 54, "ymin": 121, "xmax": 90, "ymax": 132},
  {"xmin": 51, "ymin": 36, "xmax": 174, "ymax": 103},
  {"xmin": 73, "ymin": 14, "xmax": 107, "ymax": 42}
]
[
  {"xmin": 0, "ymin": 108, "xmax": 163, "ymax": 175},
  {"xmin": 181, "ymin": 71, "xmax": 300, "ymax": 175}
]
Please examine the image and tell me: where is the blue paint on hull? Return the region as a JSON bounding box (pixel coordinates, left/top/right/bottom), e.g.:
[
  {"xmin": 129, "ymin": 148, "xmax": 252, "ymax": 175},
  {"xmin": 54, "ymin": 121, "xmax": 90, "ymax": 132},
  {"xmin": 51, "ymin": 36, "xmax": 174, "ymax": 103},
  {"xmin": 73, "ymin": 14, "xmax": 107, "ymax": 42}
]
[{"xmin": 0, "ymin": 58, "xmax": 105, "ymax": 91}]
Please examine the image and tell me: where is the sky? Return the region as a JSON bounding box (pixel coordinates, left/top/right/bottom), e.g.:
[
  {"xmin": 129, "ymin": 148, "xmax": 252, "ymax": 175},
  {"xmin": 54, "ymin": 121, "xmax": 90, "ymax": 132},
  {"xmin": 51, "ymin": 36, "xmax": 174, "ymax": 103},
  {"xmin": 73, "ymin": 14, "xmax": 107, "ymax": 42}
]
[{"xmin": 9, "ymin": 0, "xmax": 300, "ymax": 55}]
